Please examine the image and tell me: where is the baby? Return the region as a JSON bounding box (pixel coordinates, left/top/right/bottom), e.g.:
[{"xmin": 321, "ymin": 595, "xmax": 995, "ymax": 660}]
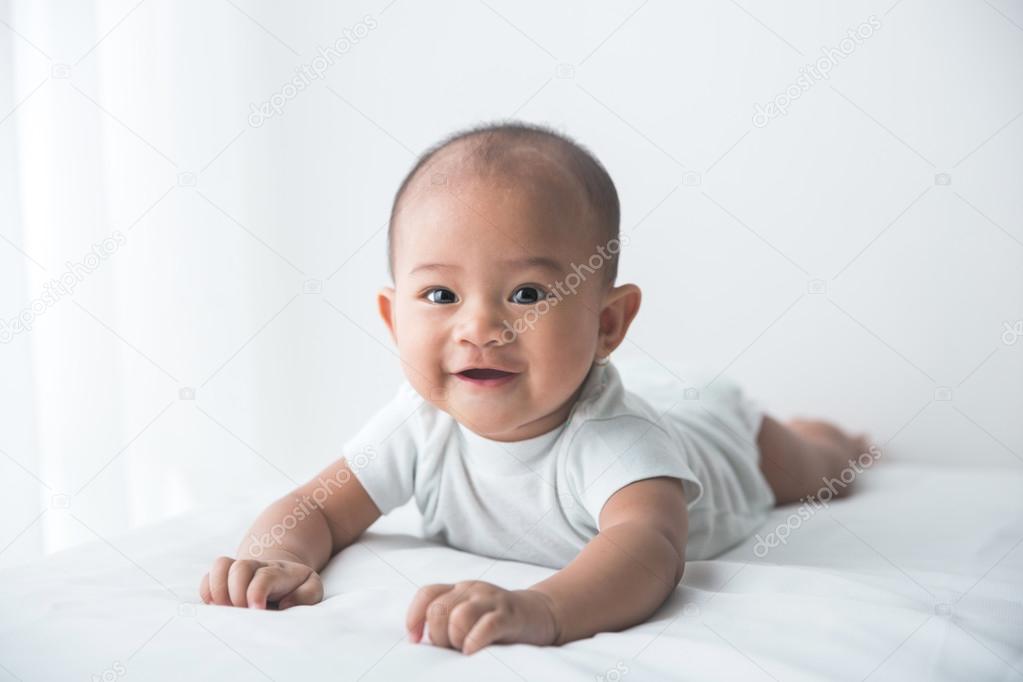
[{"xmin": 199, "ymin": 122, "xmax": 871, "ymax": 655}]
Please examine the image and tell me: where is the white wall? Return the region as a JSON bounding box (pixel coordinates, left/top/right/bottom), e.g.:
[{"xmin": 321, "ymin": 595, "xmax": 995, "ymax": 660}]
[{"xmin": 1, "ymin": 0, "xmax": 1021, "ymax": 566}]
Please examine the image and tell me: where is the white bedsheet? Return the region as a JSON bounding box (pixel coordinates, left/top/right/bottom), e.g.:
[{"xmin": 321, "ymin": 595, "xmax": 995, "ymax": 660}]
[{"xmin": 2, "ymin": 461, "xmax": 1021, "ymax": 681}]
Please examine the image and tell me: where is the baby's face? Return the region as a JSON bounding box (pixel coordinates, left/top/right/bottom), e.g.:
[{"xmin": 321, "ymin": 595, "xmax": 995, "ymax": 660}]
[{"xmin": 379, "ymin": 169, "xmax": 616, "ymax": 441}]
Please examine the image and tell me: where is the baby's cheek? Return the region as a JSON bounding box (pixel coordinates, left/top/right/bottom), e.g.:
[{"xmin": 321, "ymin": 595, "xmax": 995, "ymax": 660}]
[
  {"xmin": 399, "ymin": 350, "xmax": 444, "ymax": 399},
  {"xmin": 549, "ymin": 315, "xmax": 597, "ymax": 358},
  {"xmin": 532, "ymin": 334, "xmax": 592, "ymax": 385}
]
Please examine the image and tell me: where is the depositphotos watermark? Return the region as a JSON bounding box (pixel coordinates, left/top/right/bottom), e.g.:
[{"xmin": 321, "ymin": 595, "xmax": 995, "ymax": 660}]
[
  {"xmin": 1, "ymin": 231, "xmax": 127, "ymax": 344},
  {"xmin": 246, "ymin": 446, "xmax": 377, "ymax": 557},
  {"xmin": 89, "ymin": 660, "xmax": 126, "ymax": 682},
  {"xmin": 752, "ymin": 15, "xmax": 881, "ymax": 128},
  {"xmin": 595, "ymin": 661, "xmax": 630, "ymax": 682},
  {"xmin": 752, "ymin": 444, "xmax": 882, "ymax": 558},
  {"xmin": 248, "ymin": 14, "xmax": 379, "ymax": 127},
  {"xmin": 1002, "ymin": 320, "xmax": 1022, "ymax": 345},
  {"xmin": 499, "ymin": 235, "xmax": 630, "ymax": 344}
]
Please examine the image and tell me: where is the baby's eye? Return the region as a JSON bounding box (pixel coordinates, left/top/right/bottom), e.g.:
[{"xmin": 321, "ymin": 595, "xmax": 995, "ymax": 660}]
[
  {"xmin": 423, "ymin": 288, "xmax": 458, "ymax": 304},
  {"xmin": 510, "ymin": 285, "xmax": 549, "ymax": 305}
]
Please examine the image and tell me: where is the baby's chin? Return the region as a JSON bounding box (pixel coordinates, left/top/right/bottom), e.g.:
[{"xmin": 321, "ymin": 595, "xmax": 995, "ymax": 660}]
[
  {"xmin": 422, "ymin": 392, "xmax": 531, "ymax": 437},
  {"xmin": 436, "ymin": 399, "xmax": 525, "ymax": 437},
  {"xmin": 405, "ymin": 371, "xmax": 554, "ymax": 438}
]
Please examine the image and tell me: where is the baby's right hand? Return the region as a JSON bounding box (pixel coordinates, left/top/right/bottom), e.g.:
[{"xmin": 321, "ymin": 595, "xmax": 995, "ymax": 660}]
[{"xmin": 199, "ymin": 556, "xmax": 324, "ymax": 610}]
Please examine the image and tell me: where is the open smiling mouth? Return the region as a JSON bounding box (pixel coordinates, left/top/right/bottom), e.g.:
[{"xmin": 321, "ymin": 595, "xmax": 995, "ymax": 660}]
[{"xmin": 455, "ymin": 368, "xmax": 519, "ymax": 387}]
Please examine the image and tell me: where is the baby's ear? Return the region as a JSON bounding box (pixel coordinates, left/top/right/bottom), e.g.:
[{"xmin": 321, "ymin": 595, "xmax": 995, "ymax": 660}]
[
  {"xmin": 598, "ymin": 283, "xmax": 642, "ymax": 356},
  {"xmin": 377, "ymin": 287, "xmax": 398, "ymax": 345}
]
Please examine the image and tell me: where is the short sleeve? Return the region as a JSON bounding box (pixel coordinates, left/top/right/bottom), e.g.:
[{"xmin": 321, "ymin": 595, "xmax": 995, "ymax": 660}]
[
  {"xmin": 565, "ymin": 415, "xmax": 703, "ymax": 528},
  {"xmin": 341, "ymin": 382, "xmax": 423, "ymax": 515}
]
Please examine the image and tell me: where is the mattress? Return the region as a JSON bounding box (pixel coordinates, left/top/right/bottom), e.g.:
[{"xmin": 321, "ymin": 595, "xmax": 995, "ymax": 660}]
[{"xmin": 1, "ymin": 461, "xmax": 1021, "ymax": 681}]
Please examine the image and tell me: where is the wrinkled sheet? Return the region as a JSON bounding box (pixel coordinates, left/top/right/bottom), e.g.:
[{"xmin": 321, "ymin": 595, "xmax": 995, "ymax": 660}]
[{"xmin": 1, "ymin": 462, "xmax": 1021, "ymax": 681}]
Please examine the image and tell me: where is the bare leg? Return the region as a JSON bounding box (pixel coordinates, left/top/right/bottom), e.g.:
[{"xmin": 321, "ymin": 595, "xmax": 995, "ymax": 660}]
[{"xmin": 756, "ymin": 415, "xmax": 872, "ymax": 506}]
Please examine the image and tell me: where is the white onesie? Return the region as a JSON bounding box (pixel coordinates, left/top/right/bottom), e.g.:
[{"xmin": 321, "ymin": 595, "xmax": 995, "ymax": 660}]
[{"xmin": 342, "ymin": 359, "xmax": 776, "ymax": 569}]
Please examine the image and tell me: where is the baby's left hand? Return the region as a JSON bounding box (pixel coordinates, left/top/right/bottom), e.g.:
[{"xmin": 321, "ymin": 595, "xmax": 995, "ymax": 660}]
[{"xmin": 406, "ymin": 580, "xmax": 560, "ymax": 655}]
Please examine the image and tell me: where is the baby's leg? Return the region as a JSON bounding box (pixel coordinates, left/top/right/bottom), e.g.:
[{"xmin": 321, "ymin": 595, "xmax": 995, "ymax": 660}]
[{"xmin": 755, "ymin": 415, "xmax": 871, "ymax": 506}]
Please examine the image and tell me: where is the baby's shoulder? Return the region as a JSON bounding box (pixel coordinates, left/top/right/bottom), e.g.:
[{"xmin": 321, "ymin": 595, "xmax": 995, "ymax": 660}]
[
  {"xmin": 564, "ymin": 362, "xmax": 674, "ymax": 440},
  {"xmin": 557, "ymin": 393, "xmax": 678, "ymax": 471}
]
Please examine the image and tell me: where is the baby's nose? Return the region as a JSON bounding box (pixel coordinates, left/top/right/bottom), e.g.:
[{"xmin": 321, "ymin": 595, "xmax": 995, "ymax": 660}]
[{"xmin": 456, "ymin": 303, "xmax": 512, "ymax": 347}]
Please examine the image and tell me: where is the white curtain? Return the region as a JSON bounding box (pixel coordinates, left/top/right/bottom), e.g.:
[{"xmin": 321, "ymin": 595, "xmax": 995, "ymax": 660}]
[{"xmin": 1, "ymin": 0, "xmax": 405, "ymax": 565}]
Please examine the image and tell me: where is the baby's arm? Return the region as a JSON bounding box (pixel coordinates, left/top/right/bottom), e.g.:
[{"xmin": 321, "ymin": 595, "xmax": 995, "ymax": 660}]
[
  {"xmin": 532, "ymin": 476, "xmax": 688, "ymax": 643},
  {"xmin": 406, "ymin": 476, "xmax": 687, "ymax": 653},
  {"xmin": 199, "ymin": 456, "xmax": 382, "ymax": 609}
]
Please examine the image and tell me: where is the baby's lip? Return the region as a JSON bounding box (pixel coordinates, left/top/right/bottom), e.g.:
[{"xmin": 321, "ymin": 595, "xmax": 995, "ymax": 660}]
[
  {"xmin": 454, "ymin": 367, "xmax": 521, "ymax": 385},
  {"xmin": 452, "ymin": 366, "xmax": 521, "ymax": 377}
]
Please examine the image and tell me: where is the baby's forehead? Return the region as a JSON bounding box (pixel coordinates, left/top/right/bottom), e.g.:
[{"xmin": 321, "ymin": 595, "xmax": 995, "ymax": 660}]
[
  {"xmin": 395, "ymin": 181, "xmax": 599, "ymax": 280},
  {"xmin": 405, "ymin": 178, "xmax": 590, "ymax": 250},
  {"xmin": 387, "ymin": 126, "xmax": 619, "ymax": 287}
]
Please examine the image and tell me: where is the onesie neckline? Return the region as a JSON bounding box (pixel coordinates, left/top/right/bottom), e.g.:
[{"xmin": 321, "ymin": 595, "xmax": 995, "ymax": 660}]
[{"xmin": 457, "ymin": 418, "xmax": 566, "ymax": 476}]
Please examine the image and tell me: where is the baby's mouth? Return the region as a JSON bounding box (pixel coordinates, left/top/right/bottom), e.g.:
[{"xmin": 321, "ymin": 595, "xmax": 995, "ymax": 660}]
[
  {"xmin": 458, "ymin": 368, "xmax": 516, "ymax": 380},
  {"xmin": 454, "ymin": 367, "xmax": 520, "ymax": 387}
]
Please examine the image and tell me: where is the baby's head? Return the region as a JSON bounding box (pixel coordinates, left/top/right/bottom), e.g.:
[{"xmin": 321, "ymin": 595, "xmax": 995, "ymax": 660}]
[{"xmin": 377, "ymin": 122, "xmax": 641, "ymax": 442}]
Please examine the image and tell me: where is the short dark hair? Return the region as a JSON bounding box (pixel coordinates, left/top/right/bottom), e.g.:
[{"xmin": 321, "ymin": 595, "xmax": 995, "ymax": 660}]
[{"xmin": 386, "ymin": 121, "xmax": 621, "ymax": 286}]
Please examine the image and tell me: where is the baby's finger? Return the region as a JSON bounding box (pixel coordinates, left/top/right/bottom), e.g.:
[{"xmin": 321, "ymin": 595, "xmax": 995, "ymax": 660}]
[
  {"xmin": 447, "ymin": 599, "xmax": 493, "ymax": 653},
  {"xmin": 199, "ymin": 573, "xmax": 212, "ymax": 604},
  {"xmin": 462, "ymin": 611, "xmax": 506, "ymax": 656},
  {"xmin": 227, "ymin": 559, "xmax": 260, "ymax": 608},
  {"xmin": 425, "ymin": 587, "xmax": 477, "ymax": 649},
  {"xmin": 406, "ymin": 584, "xmax": 453, "ymax": 643},
  {"xmin": 245, "ymin": 565, "xmax": 287, "ymax": 610},
  {"xmin": 277, "ymin": 572, "xmax": 323, "ymax": 610},
  {"xmin": 246, "ymin": 564, "xmax": 317, "ymax": 610},
  {"xmin": 208, "ymin": 556, "xmax": 235, "ymax": 606}
]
